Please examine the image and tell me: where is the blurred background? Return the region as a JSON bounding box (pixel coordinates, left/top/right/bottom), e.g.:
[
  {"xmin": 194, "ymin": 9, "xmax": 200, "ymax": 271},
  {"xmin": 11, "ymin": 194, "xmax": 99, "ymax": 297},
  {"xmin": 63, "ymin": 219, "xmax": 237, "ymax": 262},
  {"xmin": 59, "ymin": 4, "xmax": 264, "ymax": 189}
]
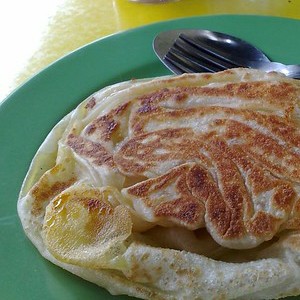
[{"xmin": 1, "ymin": 0, "xmax": 299, "ymax": 102}]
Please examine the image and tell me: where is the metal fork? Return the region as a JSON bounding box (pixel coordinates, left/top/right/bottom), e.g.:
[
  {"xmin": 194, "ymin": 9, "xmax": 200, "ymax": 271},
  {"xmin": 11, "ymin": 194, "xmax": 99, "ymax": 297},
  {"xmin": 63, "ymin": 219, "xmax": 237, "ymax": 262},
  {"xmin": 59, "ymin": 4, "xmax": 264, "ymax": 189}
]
[{"xmin": 163, "ymin": 33, "xmax": 300, "ymax": 79}]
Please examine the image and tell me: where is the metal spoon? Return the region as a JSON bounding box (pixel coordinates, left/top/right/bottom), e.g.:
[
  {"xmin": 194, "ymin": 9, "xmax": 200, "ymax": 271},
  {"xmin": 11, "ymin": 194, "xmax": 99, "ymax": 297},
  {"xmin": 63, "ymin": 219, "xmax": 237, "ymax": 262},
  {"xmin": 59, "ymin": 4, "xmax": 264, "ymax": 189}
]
[{"xmin": 153, "ymin": 29, "xmax": 300, "ymax": 78}]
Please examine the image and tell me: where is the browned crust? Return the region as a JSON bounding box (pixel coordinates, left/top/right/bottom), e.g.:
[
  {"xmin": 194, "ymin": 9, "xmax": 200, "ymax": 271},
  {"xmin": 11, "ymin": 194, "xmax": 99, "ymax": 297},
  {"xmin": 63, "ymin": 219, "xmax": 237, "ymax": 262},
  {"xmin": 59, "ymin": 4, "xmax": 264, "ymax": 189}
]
[
  {"xmin": 55, "ymin": 74, "xmax": 300, "ymax": 247},
  {"xmin": 84, "ymin": 96, "xmax": 96, "ymax": 110},
  {"xmin": 120, "ymin": 128, "xmax": 298, "ymax": 243},
  {"xmin": 31, "ymin": 164, "xmax": 76, "ymax": 216},
  {"xmin": 85, "ymin": 102, "xmax": 130, "ymax": 142},
  {"xmin": 125, "ymin": 164, "xmax": 206, "ymax": 229},
  {"xmin": 67, "ymin": 133, "xmax": 114, "ymax": 167},
  {"xmin": 114, "ymin": 128, "xmax": 212, "ymax": 176},
  {"xmin": 134, "ymin": 81, "xmax": 299, "ymax": 118}
]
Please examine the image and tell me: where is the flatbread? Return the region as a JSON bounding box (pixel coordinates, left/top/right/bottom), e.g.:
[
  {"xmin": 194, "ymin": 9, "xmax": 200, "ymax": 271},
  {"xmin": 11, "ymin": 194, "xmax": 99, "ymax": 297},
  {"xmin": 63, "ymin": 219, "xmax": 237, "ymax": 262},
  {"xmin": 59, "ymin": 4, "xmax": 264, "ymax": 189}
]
[{"xmin": 18, "ymin": 68, "xmax": 300, "ymax": 299}]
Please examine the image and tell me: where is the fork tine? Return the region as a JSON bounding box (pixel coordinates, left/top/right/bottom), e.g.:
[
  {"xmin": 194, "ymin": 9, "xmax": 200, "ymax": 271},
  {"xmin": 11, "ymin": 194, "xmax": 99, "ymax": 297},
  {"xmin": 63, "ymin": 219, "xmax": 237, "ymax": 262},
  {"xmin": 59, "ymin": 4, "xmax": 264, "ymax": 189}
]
[
  {"xmin": 165, "ymin": 46, "xmax": 218, "ymax": 73},
  {"xmin": 179, "ymin": 34, "xmax": 242, "ymax": 68},
  {"xmin": 173, "ymin": 38, "xmax": 230, "ymax": 72},
  {"xmin": 164, "ymin": 54, "xmax": 200, "ymax": 74},
  {"xmin": 164, "ymin": 33, "xmax": 244, "ymax": 74}
]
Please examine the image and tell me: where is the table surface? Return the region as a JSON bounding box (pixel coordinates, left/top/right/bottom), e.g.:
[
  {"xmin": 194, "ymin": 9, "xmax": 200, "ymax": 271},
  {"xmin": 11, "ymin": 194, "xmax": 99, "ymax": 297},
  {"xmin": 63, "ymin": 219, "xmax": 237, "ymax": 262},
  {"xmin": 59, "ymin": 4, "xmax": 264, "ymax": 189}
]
[{"xmin": 1, "ymin": 0, "xmax": 300, "ymax": 102}]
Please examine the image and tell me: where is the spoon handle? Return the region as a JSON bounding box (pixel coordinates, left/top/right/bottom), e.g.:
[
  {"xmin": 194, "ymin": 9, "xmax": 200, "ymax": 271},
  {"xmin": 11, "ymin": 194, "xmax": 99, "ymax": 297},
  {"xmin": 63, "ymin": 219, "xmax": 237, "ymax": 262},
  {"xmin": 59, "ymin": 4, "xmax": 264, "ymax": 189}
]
[{"xmin": 248, "ymin": 61, "xmax": 300, "ymax": 79}]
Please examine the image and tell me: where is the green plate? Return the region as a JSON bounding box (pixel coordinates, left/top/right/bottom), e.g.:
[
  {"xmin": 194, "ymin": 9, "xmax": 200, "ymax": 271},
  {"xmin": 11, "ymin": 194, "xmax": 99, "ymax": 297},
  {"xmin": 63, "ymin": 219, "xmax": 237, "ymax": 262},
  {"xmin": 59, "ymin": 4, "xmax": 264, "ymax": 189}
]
[{"xmin": 1, "ymin": 15, "xmax": 300, "ymax": 300}]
